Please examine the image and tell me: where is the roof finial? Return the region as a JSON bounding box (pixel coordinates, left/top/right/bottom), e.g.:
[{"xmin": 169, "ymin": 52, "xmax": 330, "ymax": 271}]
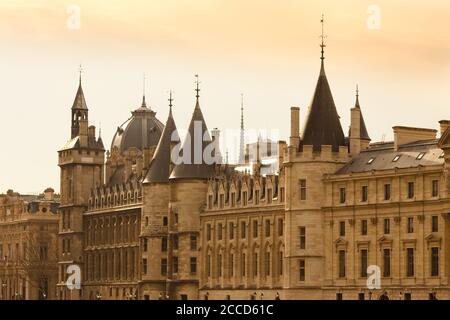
[
  {"xmin": 239, "ymin": 93, "xmax": 245, "ymax": 164},
  {"xmin": 195, "ymin": 74, "xmax": 200, "ymax": 100},
  {"xmin": 142, "ymin": 73, "xmax": 147, "ymax": 108},
  {"xmin": 168, "ymin": 89, "xmax": 174, "ymax": 112},
  {"xmin": 320, "ymin": 14, "xmax": 326, "ymax": 61},
  {"xmin": 355, "ymin": 84, "xmax": 360, "ymax": 108},
  {"xmin": 78, "ymin": 64, "xmax": 84, "ymax": 85}
]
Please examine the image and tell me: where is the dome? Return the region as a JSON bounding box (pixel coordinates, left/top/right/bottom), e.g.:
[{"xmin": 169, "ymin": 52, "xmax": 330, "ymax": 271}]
[{"xmin": 111, "ymin": 96, "xmax": 164, "ymax": 153}]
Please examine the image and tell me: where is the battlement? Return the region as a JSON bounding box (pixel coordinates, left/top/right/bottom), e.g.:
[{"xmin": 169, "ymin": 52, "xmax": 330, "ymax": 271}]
[
  {"xmin": 283, "ymin": 144, "xmax": 350, "ymax": 164},
  {"xmin": 88, "ymin": 180, "xmax": 142, "ymax": 211},
  {"xmin": 205, "ymin": 170, "xmax": 285, "ymax": 212}
]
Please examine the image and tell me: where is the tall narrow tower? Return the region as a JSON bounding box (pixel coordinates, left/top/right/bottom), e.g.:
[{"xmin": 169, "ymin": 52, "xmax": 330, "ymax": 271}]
[
  {"xmin": 238, "ymin": 94, "xmax": 245, "ymax": 164},
  {"xmin": 57, "ymin": 71, "xmax": 105, "ymax": 300}
]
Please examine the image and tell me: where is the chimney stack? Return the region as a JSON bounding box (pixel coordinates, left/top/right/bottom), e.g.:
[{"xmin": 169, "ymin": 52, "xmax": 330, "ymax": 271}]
[{"xmin": 289, "ymin": 107, "xmax": 300, "ymax": 148}]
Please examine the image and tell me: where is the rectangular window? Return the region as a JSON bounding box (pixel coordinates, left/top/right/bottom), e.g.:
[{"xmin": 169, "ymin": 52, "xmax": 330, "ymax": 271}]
[
  {"xmin": 206, "ymin": 255, "xmax": 211, "ymax": 277},
  {"xmin": 217, "ymin": 223, "xmax": 223, "ymax": 240},
  {"xmin": 408, "ymin": 182, "xmax": 415, "ymax": 199},
  {"xmin": 384, "ymin": 218, "xmax": 390, "ymax": 235},
  {"xmin": 384, "ymin": 184, "xmax": 391, "ymax": 201},
  {"xmin": 243, "ymin": 191, "xmax": 248, "ymax": 206},
  {"xmin": 339, "ymin": 221, "xmax": 345, "ymax": 237},
  {"xmin": 431, "ymin": 247, "xmax": 439, "ymax": 276},
  {"xmin": 267, "ymin": 189, "xmax": 273, "ymax": 204},
  {"xmin": 253, "ymin": 220, "xmax": 258, "ymax": 238},
  {"xmin": 361, "ymin": 185, "xmax": 368, "ymax": 202},
  {"xmin": 432, "ymin": 180, "xmax": 439, "ymax": 197},
  {"xmin": 161, "ymin": 258, "xmax": 167, "ymax": 276},
  {"xmin": 407, "ymin": 217, "xmax": 414, "ymax": 233},
  {"xmin": 161, "ymin": 236, "xmax": 168, "ymax": 252},
  {"xmin": 383, "ymin": 248, "xmax": 391, "ymax": 277},
  {"xmin": 406, "ymin": 248, "xmax": 414, "ymax": 277},
  {"xmin": 299, "ymin": 259, "xmax": 305, "ymax": 281},
  {"xmin": 229, "ymin": 253, "xmax": 234, "ymax": 277},
  {"xmin": 173, "ymin": 234, "xmax": 178, "ymax": 250},
  {"xmin": 299, "ymin": 227, "xmax": 306, "ymax": 249},
  {"xmin": 190, "ymin": 257, "xmax": 197, "ymax": 275},
  {"xmin": 255, "ymin": 190, "xmax": 260, "ymax": 205},
  {"xmin": 299, "ymin": 179, "xmax": 307, "ymax": 200},
  {"xmin": 241, "ymin": 253, "xmax": 246, "ymax": 277},
  {"xmin": 206, "ymin": 224, "xmax": 211, "ymax": 241},
  {"xmin": 218, "ymin": 254, "xmax": 223, "ymax": 277},
  {"xmin": 229, "ymin": 222, "xmax": 234, "ymax": 239},
  {"xmin": 253, "ymin": 253, "xmax": 258, "ymax": 276},
  {"xmin": 361, "ymin": 220, "xmax": 368, "ymax": 236},
  {"xmin": 265, "ymin": 252, "xmax": 270, "ymax": 276},
  {"xmin": 278, "ymin": 218, "xmax": 283, "ymax": 236},
  {"xmin": 339, "ymin": 188, "xmax": 346, "ymax": 204},
  {"xmin": 241, "ymin": 221, "xmax": 246, "ymax": 239},
  {"xmin": 278, "ymin": 251, "xmax": 283, "ymax": 276},
  {"xmin": 190, "ymin": 234, "xmax": 197, "ymax": 251},
  {"xmin": 208, "ymin": 195, "xmax": 213, "ymax": 210},
  {"xmin": 432, "ymin": 216, "xmax": 439, "ymax": 232},
  {"xmin": 219, "ymin": 194, "xmax": 224, "ymax": 208},
  {"xmin": 163, "ymin": 216, "xmax": 168, "ymax": 226},
  {"xmin": 142, "ymin": 258, "xmax": 148, "ymax": 274},
  {"xmin": 231, "ymin": 193, "xmax": 236, "ymax": 207},
  {"xmin": 173, "ymin": 256, "xmax": 178, "ymax": 274},
  {"xmin": 280, "ymin": 188, "xmax": 285, "ymax": 203},
  {"xmin": 338, "ymin": 250, "xmax": 346, "ymax": 278},
  {"xmin": 360, "ymin": 249, "xmax": 368, "ymax": 277},
  {"xmin": 143, "ymin": 238, "xmax": 148, "ymax": 252},
  {"xmin": 265, "ymin": 220, "xmax": 271, "ymax": 237}
]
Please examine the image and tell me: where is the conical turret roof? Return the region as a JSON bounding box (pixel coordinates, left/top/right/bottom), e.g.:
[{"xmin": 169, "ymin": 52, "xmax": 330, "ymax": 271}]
[{"xmin": 72, "ymin": 80, "xmax": 88, "ymax": 110}]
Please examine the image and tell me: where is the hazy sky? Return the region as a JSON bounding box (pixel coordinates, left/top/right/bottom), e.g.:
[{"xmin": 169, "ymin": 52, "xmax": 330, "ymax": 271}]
[{"xmin": 1, "ymin": 0, "xmax": 449, "ymax": 194}]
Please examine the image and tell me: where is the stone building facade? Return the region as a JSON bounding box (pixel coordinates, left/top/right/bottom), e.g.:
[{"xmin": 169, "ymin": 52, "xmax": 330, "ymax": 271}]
[
  {"xmin": 56, "ymin": 38, "xmax": 450, "ymax": 300},
  {"xmin": 0, "ymin": 188, "xmax": 59, "ymax": 300}
]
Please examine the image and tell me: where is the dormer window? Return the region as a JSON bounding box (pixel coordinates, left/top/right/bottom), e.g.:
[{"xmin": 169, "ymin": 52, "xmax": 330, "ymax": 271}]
[
  {"xmin": 367, "ymin": 157, "xmax": 375, "ymax": 164},
  {"xmin": 416, "ymin": 152, "xmax": 425, "ymax": 160},
  {"xmin": 392, "ymin": 155, "xmax": 401, "ymax": 162}
]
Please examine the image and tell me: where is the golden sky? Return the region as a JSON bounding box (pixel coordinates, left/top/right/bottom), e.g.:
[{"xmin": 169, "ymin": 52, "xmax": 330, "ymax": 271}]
[{"xmin": 0, "ymin": 0, "xmax": 449, "ymax": 193}]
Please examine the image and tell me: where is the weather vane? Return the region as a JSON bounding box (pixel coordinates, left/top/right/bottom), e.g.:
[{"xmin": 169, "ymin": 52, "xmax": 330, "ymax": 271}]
[
  {"xmin": 195, "ymin": 74, "xmax": 200, "ymax": 99},
  {"xmin": 320, "ymin": 14, "xmax": 326, "ymax": 60}
]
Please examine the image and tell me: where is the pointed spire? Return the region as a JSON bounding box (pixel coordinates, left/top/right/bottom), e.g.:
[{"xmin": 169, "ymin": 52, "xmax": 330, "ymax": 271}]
[
  {"xmin": 72, "ymin": 65, "xmax": 88, "ymax": 110},
  {"xmin": 239, "ymin": 93, "xmax": 245, "ymax": 164},
  {"xmin": 354, "ymin": 85, "xmax": 370, "ymax": 140},
  {"xmin": 195, "ymin": 74, "xmax": 200, "ymax": 102},
  {"xmin": 355, "ymin": 84, "xmax": 360, "ymax": 108},
  {"xmin": 78, "ymin": 64, "xmax": 83, "ymax": 86},
  {"xmin": 320, "ymin": 14, "xmax": 326, "ymax": 62},
  {"xmin": 141, "ymin": 73, "xmax": 147, "ymax": 108},
  {"xmin": 168, "ymin": 90, "xmax": 174, "ymax": 115}
]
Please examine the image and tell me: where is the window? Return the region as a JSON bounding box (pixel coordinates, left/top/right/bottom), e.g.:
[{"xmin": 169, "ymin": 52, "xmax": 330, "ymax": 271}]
[
  {"xmin": 278, "ymin": 218, "xmax": 283, "ymax": 236},
  {"xmin": 361, "ymin": 186, "xmax": 368, "ymax": 202},
  {"xmin": 219, "ymin": 194, "xmax": 224, "ymax": 208},
  {"xmin": 143, "ymin": 238, "xmax": 148, "ymax": 252},
  {"xmin": 161, "ymin": 237, "xmax": 168, "ymax": 252},
  {"xmin": 208, "ymin": 195, "xmax": 213, "ymax": 210},
  {"xmin": 265, "ymin": 252, "xmax": 270, "ymax": 276},
  {"xmin": 367, "ymin": 157, "xmax": 375, "ymax": 164},
  {"xmin": 231, "ymin": 193, "xmax": 236, "ymax": 207},
  {"xmin": 206, "ymin": 255, "xmax": 211, "ymax": 277},
  {"xmin": 229, "ymin": 253, "xmax": 234, "ymax": 276},
  {"xmin": 360, "ymin": 249, "xmax": 368, "ymax": 277},
  {"xmin": 280, "ymin": 188, "xmax": 285, "ymax": 203},
  {"xmin": 173, "ymin": 234, "xmax": 179, "ymax": 250},
  {"xmin": 265, "ymin": 220, "xmax": 271, "ymax": 237},
  {"xmin": 218, "ymin": 254, "xmax": 223, "ymax": 277},
  {"xmin": 392, "ymin": 155, "xmax": 401, "ymax": 162},
  {"xmin": 174, "ymin": 213, "xmax": 179, "ymax": 224},
  {"xmin": 267, "ymin": 189, "xmax": 272, "ymax": 204},
  {"xmin": 229, "ymin": 222, "xmax": 234, "ymax": 239},
  {"xmin": 241, "ymin": 253, "xmax": 246, "ymax": 276},
  {"xmin": 299, "ymin": 227, "xmax": 306, "ymax": 249},
  {"xmin": 253, "ymin": 220, "xmax": 258, "ymax": 238},
  {"xmin": 384, "ymin": 219, "xmax": 390, "ymax": 235},
  {"xmin": 190, "ymin": 234, "xmax": 197, "ymax": 251},
  {"xmin": 255, "ymin": 190, "xmax": 260, "ymax": 205},
  {"xmin": 383, "ymin": 249, "xmax": 391, "ymax": 277},
  {"xmin": 163, "ymin": 216, "xmax": 168, "ymax": 226},
  {"xmin": 206, "ymin": 224, "xmax": 211, "ymax": 241},
  {"xmin": 145, "ymin": 217, "xmax": 149, "ymax": 226},
  {"xmin": 142, "ymin": 259, "xmax": 148, "ymax": 274},
  {"xmin": 299, "ymin": 179, "xmax": 307, "ymax": 200},
  {"xmin": 217, "ymin": 223, "xmax": 223, "ymax": 240},
  {"xmin": 384, "ymin": 184, "xmax": 391, "ymax": 201},
  {"xmin": 338, "ymin": 250, "xmax": 346, "ymax": 278},
  {"xmin": 406, "ymin": 248, "xmax": 414, "ymax": 277},
  {"xmin": 432, "ymin": 180, "xmax": 439, "ymax": 197},
  {"xmin": 407, "ymin": 217, "xmax": 414, "ymax": 233},
  {"xmin": 404, "ymin": 293, "xmax": 412, "ymax": 300},
  {"xmin": 416, "ymin": 152, "xmax": 425, "ymax": 160},
  {"xmin": 253, "ymin": 253, "xmax": 258, "ymax": 276},
  {"xmin": 161, "ymin": 258, "xmax": 167, "ymax": 276},
  {"xmin": 339, "ymin": 221, "xmax": 345, "ymax": 237},
  {"xmin": 241, "ymin": 221, "xmax": 246, "ymax": 238},
  {"xmin": 299, "ymin": 259, "xmax": 305, "ymax": 281},
  {"xmin": 407, "ymin": 182, "xmax": 415, "ymax": 199},
  {"xmin": 361, "ymin": 220, "xmax": 368, "ymax": 236},
  {"xmin": 431, "ymin": 247, "xmax": 439, "ymax": 277},
  {"xmin": 278, "ymin": 251, "xmax": 283, "ymax": 276},
  {"xmin": 336, "ymin": 293, "xmax": 343, "ymax": 300},
  {"xmin": 358, "ymin": 293, "xmax": 365, "ymax": 300},
  {"xmin": 243, "ymin": 191, "xmax": 248, "ymax": 206},
  {"xmin": 173, "ymin": 256, "xmax": 178, "ymax": 274},
  {"xmin": 432, "ymin": 216, "xmax": 439, "ymax": 232},
  {"xmin": 339, "ymin": 188, "xmax": 346, "ymax": 204}
]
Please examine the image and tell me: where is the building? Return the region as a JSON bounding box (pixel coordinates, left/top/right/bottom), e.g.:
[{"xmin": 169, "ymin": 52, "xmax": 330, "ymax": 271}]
[
  {"xmin": 57, "ymin": 26, "xmax": 450, "ymax": 300},
  {"xmin": 0, "ymin": 188, "xmax": 59, "ymax": 300}
]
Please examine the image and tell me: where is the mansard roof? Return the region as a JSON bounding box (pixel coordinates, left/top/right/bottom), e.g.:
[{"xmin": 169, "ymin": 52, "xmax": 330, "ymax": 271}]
[{"xmin": 301, "ymin": 61, "xmax": 346, "ymax": 152}]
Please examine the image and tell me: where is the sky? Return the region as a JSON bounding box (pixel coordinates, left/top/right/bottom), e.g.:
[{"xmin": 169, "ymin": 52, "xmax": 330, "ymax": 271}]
[{"xmin": 0, "ymin": 0, "xmax": 449, "ymax": 194}]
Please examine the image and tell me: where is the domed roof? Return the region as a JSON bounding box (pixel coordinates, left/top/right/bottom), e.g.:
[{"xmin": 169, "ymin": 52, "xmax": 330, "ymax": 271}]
[{"xmin": 111, "ymin": 96, "xmax": 164, "ymax": 153}]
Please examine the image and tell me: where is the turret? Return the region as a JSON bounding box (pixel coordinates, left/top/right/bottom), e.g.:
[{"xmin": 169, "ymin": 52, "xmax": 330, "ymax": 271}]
[{"xmin": 349, "ymin": 86, "xmax": 371, "ymax": 156}]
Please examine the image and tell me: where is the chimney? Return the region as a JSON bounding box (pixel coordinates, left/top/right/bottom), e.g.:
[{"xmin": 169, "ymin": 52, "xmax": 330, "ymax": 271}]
[
  {"xmin": 393, "ymin": 126, "xmax": 437, "ymax": 151},
  {"xmin": 349, "ymin": 107, "xmax": 361, "ymax": 156},
  {"xmin": 439, "ymin": 120, "xmax": 450, "ymax": 136},
  {"xmin": 88, "ymin": 125, "xmax": 96, "ymax": 139},
  {"xmin": 289, "ymin": 107, "xmax": 300, "ymax": 148},
  {"xmin": 44, "ymin": 188, "xmax": 55, "ymax": 200},
  {"xmin": 79, "ymin": 119, "xmax": 89, "ymax": 147}
]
